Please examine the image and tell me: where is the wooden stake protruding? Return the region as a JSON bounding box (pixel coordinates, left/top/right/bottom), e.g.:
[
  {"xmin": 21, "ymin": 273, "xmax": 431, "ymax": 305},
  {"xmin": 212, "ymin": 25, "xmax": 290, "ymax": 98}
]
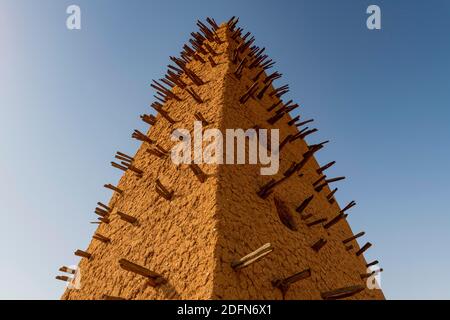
[
  {"xmin": 295, "ymin": 195, "xmax": 314, "ymax": 214},
  {"xmin": 283, "ymin": 161, "xmax": 299, "ymax": 177},
  {"xmin": 272, "ymin": 99, "xmax": 290, "ymax": 112},
  {"xmin": 261, "ymin": 59, "xmax": 275, "ymax": 70},
  {"xmin": 301, "ymin": 213, "xmax": 313, "ymax": 221},
  {"xmin": 56, "ymin": 275, "xmax": 71, "ymax": 282},
  {"xmin": 111, "ymin": 152, "xmax": 143, "ymax": 177},
  {"xmin": 267, "ymin": 100, "xmax": 282, "ymax": 112},
  {"xmin": 266, "ymin": 112, "xmax": 286, "ymax": 125},
  {"xmin": 155, "ymin": 179, "xmax": 174, "ymax": 201},
  {"xmin": 119, "ymin": 162, "xmax": 143, "ymax": 177},
  {"xmin": 239, "ymin": 83, "xmax": 259, "ymax": 104},
  {"xmin": 361, "ymin": 271, "xmax": 376, "ymax": 279},
  {"xmin": 287, "ymin": 115, "xmax": 300, "ymax": 126},
  {"xmin": 256, "ymin": 81, "xmax": 272, "ymax": 100},
  {"xmin": 98, "ymin": 217, "xmax": 110, "ymax": 224},
  {"xmin": 291, "ymin": 128, "xmax": 318, "ymax": 142},
  {"xmin": 315, "ymin": 176, "xmax": 346, "ymax": 192},
  {"xmin": 117, "ymin": 211, "xmax": 137, "ymax": 224},
  {"xmin": 306, "ymin": 218, "xmax": 328, "ymax": 228},
  {"xmin": 104, "ymin": 184, "xmax": 123, "ymax": 194},
  {"xmin": 115, "ymin": 151, "xmax": 134, "ymax": 163},
  {"xmin": 122, "ymin": 162, "xmax": 144, "ymax": 178},
  {"xmin": 93, "ymin": 233, "xmax": 111, "ymax": 244},
  {"xmin": 284, "ymin": 149, "xmax": 320, "ymax": 179},
  {"xmin": 169, "ymin": 56, "xmax": 204, "ymax": 86},
  {"xmin": 309, "ymin": 140, "xmax": 329, "ymax": 152},
  {"xmin": 321, "ymin": 285, "xmax": 365, "ymax": 300},
  {"xmin": 317, "ymin": 161, "xmax": 336, "ymax": 175},
  {"xmin": 264, "ymin": 71, "xmax": 282, "ymax": 83},
  {"xmin": 311, "ymin": 238, "xmax": 327, "ymax": 252},
  {"xmin": 186, "ymin": 87, "xmax": 204, "ymax": 104},
  {"xmin": 234, "ymin": 58, "xmax": 247, "ymax": 78},
  {"xmin": 203, "ymin": 43, "xmax": 217, "ymax": 57},
  {"xmin": 151, "ymin": 79, "xmax": 182, "ymax": 101},
  {"xmin": 206, "ymin": 17, "xmax": 219, "ymax": 31},
  {"xmin": 366, "ymin": 260, "xmax": 379, "ymax": 268},
  {"xmin": 342, "ymin": 231, "xmax": 365, "ymax": 244},
  {"xmin": 208, "ymin": 56, "xmax": 217, "ymax": 67},
  {"xmin": 356, "ymin": 242, "xmax": 372, "ymax": 256},
  {"xmin": 313, "ymin": 175, "xmax": 327, "ymax": 187},
  {"xmin": 111, "ymin": 161, "xmax": 128, "ymax": 173},
  {"xmin": 151, "ymin": 102, "xmax": 177, "ymax": 124},
  {"xmin": 74, "ymin": 249, "xmax": 91, "ymax": 260},
  {"xmin": 146, "ymin": 144, "xmax": 169, "ymax": 159},
  {"xmin": 323, "ymin": 213, "xmax": 348, "ymax": 229},
  {"xmin": 227, "ymin": 16, "xmax": 239, "ymax": 31},
  {"xmin": 340, "ymin": 200, "xmax": 356, "ymax": 214},
  {"xmin": 296, "ymin": 119, "xmax": 314, "ymax": 128},
  {"xmin": 189, "ymin": 164, "xmax": 207, "ymax": 183},
  {"xmin": 132, "ymin": 129, "xmax": 154, "ymax": 144},
  {"xmin": 361, "ymin": 268, "xmax": 382, "ymax": 279},
  {"xmin": 326, "ymin": 188, "xmax": 338, "ymax": 204},
  {"xmin": 140, "ymin": 114, "xmax": 157, "ymax": 126},
  {"xmin": 194, "ymin": 111, "xmax": 209, "ymax": 126},
  {"xmin": 97, "ymin": 202, "xmax": 111, "ymax": 212},
  {"xmin": 257, "ymin": 176, "xmax": 288, "ymax": 199},
  {"xmin": 59, "ymin": 266, "xmax": 76, "ymax": 274},
  {"xmin": 165, "ymin": 70, "xmax": 187, "ymax": 89},
  {"xmin": 269, "ymin": 84, "xmax": 289, "ymax": 98},
  {"xmin": 118, "ymin": 259, "xmax": 166, "ymax": 287},
  {"xmin": 272, "ymin": 268, "xmax": 311, "ymax": 298},
  {"xmin": 279, "ymin": 135, "xmax": 292, "ymax": 151},
  {"xmin": 95, "ymin": 206, "xmax": 110, "ymax": 218},
  {"xmin": 231, "ymin": 243, "xmax": 273, "ymax": 270}
]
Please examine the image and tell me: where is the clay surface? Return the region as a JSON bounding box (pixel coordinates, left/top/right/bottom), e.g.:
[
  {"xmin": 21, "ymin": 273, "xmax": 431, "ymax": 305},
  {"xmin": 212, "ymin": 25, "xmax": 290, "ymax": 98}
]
[{"xmin": 62, "ymin": 23, "xmax": 384, "ymax": 300}]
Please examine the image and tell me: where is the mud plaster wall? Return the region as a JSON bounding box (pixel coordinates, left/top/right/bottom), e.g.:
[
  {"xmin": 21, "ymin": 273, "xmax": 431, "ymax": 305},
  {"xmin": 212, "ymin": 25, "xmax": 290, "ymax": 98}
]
[
  {"xmin": 212, "ymin": 27, "xmax": 384, "ymax": 300},
  {"xmin": 62, "ymin": 26, "xmax": 230, "ymax": 300},
  {"xmin": 62, "ymin": 24, "xmax": 384, "ymax": 300}
]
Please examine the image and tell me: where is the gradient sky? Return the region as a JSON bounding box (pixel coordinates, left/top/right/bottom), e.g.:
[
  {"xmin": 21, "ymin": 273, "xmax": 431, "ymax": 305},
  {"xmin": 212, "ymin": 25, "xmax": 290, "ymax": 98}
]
[{"xmin": 0, "ymin": 0, "xmax": 449, "ymax": 299}]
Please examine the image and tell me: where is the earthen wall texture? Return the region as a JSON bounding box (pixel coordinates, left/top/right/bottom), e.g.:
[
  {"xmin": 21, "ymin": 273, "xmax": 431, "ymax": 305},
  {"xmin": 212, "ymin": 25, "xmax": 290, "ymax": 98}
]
[{"xmin": 62, "ymin": 23, "xmax": 384, "ymax": 300}]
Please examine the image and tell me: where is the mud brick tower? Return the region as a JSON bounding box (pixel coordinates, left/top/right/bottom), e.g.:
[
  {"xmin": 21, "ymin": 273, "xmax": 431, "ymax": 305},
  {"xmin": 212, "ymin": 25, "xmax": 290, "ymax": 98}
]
[{"xmin": 59, "ymin": 17, "xmax": 384, "ymax": 300}]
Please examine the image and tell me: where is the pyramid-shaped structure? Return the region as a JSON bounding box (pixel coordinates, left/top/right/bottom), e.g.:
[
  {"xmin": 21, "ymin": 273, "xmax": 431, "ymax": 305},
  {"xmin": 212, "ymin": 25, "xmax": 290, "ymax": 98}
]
[{"xmin": 59, "ymin": 17, "xmax": 384, "ymax": 300}]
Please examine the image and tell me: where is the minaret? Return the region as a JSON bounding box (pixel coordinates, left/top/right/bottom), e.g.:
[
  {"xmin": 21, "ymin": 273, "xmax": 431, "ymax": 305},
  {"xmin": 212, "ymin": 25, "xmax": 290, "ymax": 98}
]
[{"xmin": 59, "ymin": 17, "xmax": 384, "ymax": 300}]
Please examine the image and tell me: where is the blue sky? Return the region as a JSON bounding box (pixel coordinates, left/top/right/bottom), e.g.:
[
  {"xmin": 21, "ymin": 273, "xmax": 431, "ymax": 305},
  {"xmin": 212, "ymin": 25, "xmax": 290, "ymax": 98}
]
[{"xmin": 0, "ymin": 0, "xmax": 449, "ymax": 299}]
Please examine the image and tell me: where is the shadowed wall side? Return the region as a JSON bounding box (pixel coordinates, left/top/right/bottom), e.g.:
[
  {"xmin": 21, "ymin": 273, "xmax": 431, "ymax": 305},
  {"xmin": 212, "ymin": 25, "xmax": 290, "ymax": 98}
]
[{"xmin": 211, "ymin": 23, "xmax": 384, "ymax": 300}]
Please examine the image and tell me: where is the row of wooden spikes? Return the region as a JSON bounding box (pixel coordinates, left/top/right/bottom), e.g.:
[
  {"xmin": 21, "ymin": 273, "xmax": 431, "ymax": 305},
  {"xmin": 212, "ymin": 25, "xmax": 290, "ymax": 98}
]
[
  {"xmin": 228, "ymin": 21, "xmax": 355, "ymax": 239},
  {"xmin": 150, "ymin": 17, "xmax": 224, "ymax": 106},
  {"xmin": 228, "ymin": 18, "xmax": 344, "ymax": 188},
  {"xmin": 110, "ymin": 146, "xmax": 207, "ymax": 182},
  {"xmin": 150, "ymin": 16, "xmax": 289, "ymax": 115},
  {"xmin": 58, "ymin": 242, "xmax": 379, "ymax": 300},
  {"xmin": 228, "ymin": 27, "xmax": 328, "ymax": 160},
  {"xmin": 64, "ymin": 30, "xmax": 219, "ymax": 282}
]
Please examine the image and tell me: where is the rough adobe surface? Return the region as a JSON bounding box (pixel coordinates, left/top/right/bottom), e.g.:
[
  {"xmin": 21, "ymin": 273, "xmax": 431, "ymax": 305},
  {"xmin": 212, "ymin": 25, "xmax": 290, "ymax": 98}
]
[{"xmin": 62, "ymin": 23, "xmax": 384, "ymax": 300}]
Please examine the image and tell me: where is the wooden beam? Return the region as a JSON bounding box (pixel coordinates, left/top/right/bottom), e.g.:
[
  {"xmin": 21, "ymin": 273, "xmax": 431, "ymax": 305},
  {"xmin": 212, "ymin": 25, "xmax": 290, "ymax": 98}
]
[
  {"xmin": 74, "ymin": 249, "xmax": 91, "ymax": 259},
  {"xmin": 321, "ymin": 285, "xmax": 365, "ymax": 300},
  {"xmin": 231, "ymin": 243, "xmax": 273, "ymax": 270},
  {"xmin": 118, "ymin": 259, "xmax": 165, "ymax": 287}
]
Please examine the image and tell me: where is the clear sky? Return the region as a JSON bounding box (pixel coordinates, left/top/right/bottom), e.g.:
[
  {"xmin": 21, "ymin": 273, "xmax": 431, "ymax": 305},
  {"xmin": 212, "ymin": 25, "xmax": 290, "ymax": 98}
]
[{"xmin": 0, "ymin": 0, "xmax": 449, "ymax": 299}]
